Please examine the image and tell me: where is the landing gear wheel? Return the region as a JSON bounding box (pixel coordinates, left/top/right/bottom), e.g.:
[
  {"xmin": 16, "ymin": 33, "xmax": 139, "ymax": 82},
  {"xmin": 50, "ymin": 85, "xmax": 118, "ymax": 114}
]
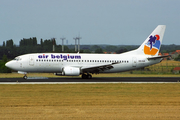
[
  {"xmin": 81, "ymin": 74, "xmax": 92, "ymax": 79},
  {"xmin": 23, "ymin": 75, "xmax": 27, "ymax": 79},
  {"xmin": 82, "ymin": 74, "xmax": 87, "ymax": 79},
  {"xmin": 87, "ymin": 74, "xmax": 92, "ymax": 79}
]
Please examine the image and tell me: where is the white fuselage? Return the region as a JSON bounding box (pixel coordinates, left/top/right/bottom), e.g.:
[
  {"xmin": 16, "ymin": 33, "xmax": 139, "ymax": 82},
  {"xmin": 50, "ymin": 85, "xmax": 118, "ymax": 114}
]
[{"xmin": 5, "ymin": 51, "xmax": 162, "ymax": 74}]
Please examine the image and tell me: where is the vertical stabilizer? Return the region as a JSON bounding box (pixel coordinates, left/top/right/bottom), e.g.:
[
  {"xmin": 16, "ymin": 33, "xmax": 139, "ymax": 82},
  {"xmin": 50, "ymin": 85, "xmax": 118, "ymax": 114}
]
[{"xmin": 137, "ymin": 25, "xmax": 166, "ymax": 56}]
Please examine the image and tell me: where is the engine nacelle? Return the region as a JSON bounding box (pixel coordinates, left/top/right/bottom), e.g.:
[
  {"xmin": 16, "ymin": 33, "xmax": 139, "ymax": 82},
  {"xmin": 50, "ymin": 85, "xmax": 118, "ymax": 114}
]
[{"xmin": 62, "ymin": 67, "xmax": 80, "ymax": 76}]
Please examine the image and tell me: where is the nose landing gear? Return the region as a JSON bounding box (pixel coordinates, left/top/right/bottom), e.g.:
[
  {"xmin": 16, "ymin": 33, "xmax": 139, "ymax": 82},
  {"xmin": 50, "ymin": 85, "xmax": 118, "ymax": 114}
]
[
  {"xmin": 23, "ymin": 75, "xmax": 27, "ymax": 79},
  {"xmin": 17, "ymin": 71, "xmax": 28, "ymax": 79}
]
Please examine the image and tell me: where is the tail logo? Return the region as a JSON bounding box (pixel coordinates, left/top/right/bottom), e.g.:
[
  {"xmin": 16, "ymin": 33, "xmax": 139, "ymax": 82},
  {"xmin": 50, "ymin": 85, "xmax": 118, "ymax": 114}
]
[{"xmin": 144, "ymin": 35, "xmax": 160, "ymax": 55}]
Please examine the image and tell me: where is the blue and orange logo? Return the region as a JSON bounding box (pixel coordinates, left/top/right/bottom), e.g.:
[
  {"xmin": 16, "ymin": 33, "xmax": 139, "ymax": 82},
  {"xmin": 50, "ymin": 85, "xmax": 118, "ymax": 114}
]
[{"xmin": 144, "ymin": 35, "xmax": 160, "ymax": 55}]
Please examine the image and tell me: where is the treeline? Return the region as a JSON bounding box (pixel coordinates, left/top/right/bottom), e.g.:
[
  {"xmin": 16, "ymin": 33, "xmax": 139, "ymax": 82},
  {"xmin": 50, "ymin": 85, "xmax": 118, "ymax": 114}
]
[
  {"xmin": 0, "ymin": 37, "xmax": 137, "ymax": 60},
  {"xmin": 160, "ymin": 44, "xmax": 180, "ymax": 53},
  {"xmin": 1, "ymin": 37, "xmax": 61, "ymax": 60},
  {"xmin": 0, "ymin": 55, "xmax": 11, "ymax": 73}
]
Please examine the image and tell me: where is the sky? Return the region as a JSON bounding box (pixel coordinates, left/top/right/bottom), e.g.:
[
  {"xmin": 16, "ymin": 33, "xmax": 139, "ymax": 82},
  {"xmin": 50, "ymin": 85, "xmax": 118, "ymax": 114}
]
[{"xmin": 1, "ymin": 0, "xmax": 180, "ymax": 46}]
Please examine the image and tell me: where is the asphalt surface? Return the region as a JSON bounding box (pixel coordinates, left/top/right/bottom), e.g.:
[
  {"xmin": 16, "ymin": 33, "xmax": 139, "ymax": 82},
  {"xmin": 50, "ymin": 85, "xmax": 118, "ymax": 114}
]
[{"xmin": 0, "ymin": 77, "xmax": 179, "ymax": 83}]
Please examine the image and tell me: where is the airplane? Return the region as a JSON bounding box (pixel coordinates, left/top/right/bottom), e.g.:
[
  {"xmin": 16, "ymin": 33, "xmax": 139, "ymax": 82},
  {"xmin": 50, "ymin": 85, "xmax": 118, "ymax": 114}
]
[{"xmin": 5, "ymin": 25, "xmax": 170, "ymax": 79}]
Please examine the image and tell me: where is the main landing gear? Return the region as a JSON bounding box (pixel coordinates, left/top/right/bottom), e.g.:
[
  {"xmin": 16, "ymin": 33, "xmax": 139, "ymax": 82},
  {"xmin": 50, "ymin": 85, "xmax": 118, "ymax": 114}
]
[{"xmin": 82, "ymin": 73, "xmax": 92, "ymax": 79}]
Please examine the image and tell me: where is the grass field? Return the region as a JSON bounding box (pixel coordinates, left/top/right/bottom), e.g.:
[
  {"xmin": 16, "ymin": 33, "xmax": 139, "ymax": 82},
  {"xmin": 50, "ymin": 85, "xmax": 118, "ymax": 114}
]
[
  {"xmin": 0, "ymin": 83, "xmax": 180, "ymax": 119},
  {"xmin": 0, "ymin": 60, "xmax": 179, "ymax": 119}
]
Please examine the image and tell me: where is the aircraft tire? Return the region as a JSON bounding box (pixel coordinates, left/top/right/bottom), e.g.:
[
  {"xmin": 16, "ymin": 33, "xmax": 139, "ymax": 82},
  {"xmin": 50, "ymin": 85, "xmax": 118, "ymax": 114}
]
[
  {"xmin": 82, "ymin": 74, "xmax": 87, "ymax": 79},
  {"xmin": 87, "ymin": 74, "xmax": 92, "ymax": 79},
  {"xmin": 82, "ymin": 74, "xmax": 92, "ymax": 79},
  {"xmin": 23, "ymin": 75, "xmax": 27, "ymax": 79}
]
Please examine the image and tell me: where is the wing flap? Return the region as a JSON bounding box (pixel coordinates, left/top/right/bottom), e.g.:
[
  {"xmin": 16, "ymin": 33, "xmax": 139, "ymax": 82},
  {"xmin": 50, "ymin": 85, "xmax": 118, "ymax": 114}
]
[{"xmin": 81, "ymin": 62, "xmax": 118, "ymax": 73}]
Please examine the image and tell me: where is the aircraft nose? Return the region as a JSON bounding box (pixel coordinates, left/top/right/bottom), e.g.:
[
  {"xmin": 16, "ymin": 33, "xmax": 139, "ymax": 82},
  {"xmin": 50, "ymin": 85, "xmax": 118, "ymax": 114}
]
[
  {"xmin": 5, "ymin": 60, "xmax": 21, "ymax": 71},
  {"xmin": 5, "ymin": 62, "xmax": 10, "ymax": 68},
  {"xmin": 5, "ymin": 61, "xmax": 14, "ymax": 69}
]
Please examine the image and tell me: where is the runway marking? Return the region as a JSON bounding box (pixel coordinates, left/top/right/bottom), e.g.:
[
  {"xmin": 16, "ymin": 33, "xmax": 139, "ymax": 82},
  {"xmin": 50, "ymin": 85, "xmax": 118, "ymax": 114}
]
[
  {"xmin": 27, "ymin": 77, "xmax": 48, "ymax": 79},
  {"xmin": 0, "ymin": 82, "xmax": 179, "ymax": 84}
]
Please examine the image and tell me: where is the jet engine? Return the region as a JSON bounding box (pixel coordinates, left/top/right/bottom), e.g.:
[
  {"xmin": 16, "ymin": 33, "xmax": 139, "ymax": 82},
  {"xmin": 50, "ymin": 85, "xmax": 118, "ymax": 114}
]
[{"xmin": 62, "ymin": 67, "xmax": 80, "ymax": 76}]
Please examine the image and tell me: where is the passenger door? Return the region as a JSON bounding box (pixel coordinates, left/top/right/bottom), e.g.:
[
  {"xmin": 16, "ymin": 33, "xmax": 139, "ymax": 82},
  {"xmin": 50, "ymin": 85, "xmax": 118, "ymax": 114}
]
[
  {"xmin": 132, "ymin": 57, "xmax": 137, "ymax": 67},
  {"xmin": 29, "ymin": 55, "xmax": 34, "ymax": 66}
]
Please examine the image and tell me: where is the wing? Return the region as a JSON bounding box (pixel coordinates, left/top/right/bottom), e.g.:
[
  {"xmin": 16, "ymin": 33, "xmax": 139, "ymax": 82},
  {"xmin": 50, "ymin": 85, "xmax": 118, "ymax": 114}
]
[{"xmin": 81, "ymin": 62, "xmax": 119, "ymax": 73}]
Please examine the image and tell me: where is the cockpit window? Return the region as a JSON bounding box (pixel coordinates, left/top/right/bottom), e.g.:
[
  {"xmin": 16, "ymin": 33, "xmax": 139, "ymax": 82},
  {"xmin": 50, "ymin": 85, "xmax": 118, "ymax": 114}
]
[{"xmin": 13, "ymin": 57, "xmax": 21, "ymax": 61}]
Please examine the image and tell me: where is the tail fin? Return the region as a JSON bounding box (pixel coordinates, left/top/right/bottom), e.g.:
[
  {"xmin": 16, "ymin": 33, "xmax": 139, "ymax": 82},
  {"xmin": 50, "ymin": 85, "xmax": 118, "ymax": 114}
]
[{"xmin": 137, "ymin": 25, "xmax": 166, "ymax": 56}]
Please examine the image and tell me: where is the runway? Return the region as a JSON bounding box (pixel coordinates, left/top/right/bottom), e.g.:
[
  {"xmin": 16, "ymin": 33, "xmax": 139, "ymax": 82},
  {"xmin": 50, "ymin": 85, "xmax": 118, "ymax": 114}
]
[{"xmin": 0, "ymin": 77, "xmax": 179, "ymax": 84}]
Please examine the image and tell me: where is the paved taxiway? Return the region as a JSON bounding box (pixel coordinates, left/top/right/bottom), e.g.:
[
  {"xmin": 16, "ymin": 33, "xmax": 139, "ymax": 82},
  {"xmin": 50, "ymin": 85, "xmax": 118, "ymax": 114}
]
[{"xmin": 0, "ymin": 77, "xmax": 179, "ymax": 84}]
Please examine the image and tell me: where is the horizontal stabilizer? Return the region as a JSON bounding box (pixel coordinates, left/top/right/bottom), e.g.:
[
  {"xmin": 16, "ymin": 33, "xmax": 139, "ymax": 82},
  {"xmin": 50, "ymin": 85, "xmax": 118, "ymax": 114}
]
[{"xmin": 147, "ymin": 55, "xmax": 171, "ymax": 60}]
